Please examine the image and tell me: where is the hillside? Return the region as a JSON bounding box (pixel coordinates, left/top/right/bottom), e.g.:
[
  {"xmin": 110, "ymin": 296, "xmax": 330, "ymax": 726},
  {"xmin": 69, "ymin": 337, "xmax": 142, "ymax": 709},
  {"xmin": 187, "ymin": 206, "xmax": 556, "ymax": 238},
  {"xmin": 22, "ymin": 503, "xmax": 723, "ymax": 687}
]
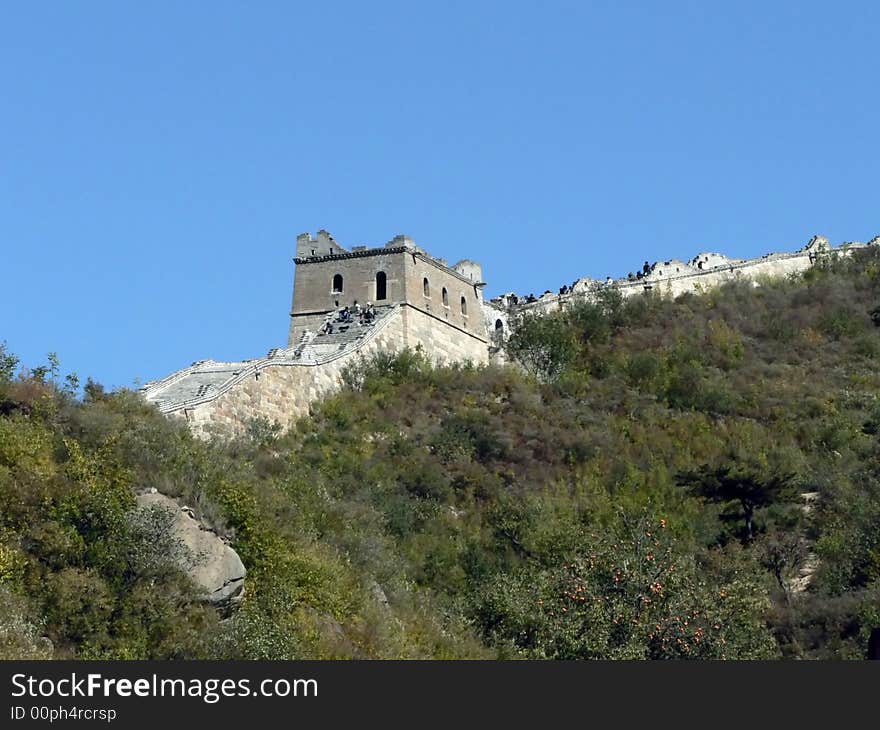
[{"xmin": 3, "ymin": 247, "xmax": 880, "ymax": 659}]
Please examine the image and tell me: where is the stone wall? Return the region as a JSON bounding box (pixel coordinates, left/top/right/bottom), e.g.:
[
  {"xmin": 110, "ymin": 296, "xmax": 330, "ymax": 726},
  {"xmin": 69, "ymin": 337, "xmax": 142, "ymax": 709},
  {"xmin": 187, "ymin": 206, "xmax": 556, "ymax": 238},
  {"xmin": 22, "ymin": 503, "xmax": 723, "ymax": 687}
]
[
  {"xmin": 146, "ymin": 231, "xmax": 878, "ymax": 439},
  {"xmin": 295, "ymin": 229, "xmax": 346, "ymax": 258},
  {"xmin": 620, "ymin": 249, "xmax": 816, "ymax": 301},
  {"xmin": 402, "ymin": 252, "xmax": 486, "ymax": 340},
  {"xmin": 171, "ymin": 302, "xmax": 486, "ymax": 438},
  {"xmin": 290, "ymin": 236, "xmax": 488, "ymax": 346},
  {"xmin": 496, "ymin": 236, "xmax": 874, "ymax": 322},
  {"xmin": 399, "ymin": 304, "xmax": 488, "ymax": 365},
  {"xmin": 179, "ymin": 306, "xmax": 409, "ymax": 436},
  {"xmin": 289, "ymin": 248, "xmax": 408, "ymax": 345}
]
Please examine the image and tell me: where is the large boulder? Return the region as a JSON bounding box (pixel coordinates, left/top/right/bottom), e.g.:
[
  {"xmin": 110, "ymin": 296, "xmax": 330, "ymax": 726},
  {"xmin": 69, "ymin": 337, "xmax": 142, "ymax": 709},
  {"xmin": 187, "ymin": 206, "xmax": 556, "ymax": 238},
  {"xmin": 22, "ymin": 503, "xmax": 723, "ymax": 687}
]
[{"xmin": 135, "ymin": 491, "xmax": 246, "ymax": 610}]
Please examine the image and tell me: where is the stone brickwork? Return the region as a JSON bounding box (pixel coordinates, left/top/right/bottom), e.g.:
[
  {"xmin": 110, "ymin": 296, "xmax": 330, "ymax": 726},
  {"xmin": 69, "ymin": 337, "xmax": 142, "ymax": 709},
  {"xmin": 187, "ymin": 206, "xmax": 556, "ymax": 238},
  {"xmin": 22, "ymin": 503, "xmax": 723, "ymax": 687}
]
[
  {"xmin": 402, "ymin": 251, "xmax": 485, "ymax": 341},
  {"xmin": 174, "ymin": 306, "xmax": 410, "ymax": 436},
  {"xmin": 490, "ymin": 235, "xmax": 879, "ymax": 320},
  {"xmin": 398, "ymin": 305, "xmax": 488, "ymax": 365},
  {"xmin": 289, "ymin": 244, "xmax": 408, "ymax": 345},
  {"xmin": 143, "ymin": 229, "xmax": 878, "ymax": 438},
  {"xmin": 289, "ymin": 233, "xmax": 487, "ymax": 346},
  {"xmin": 144, "ymin": 230, "xmax": 490, "ymax": 438},
  {"xmin": 164, "ymin": 302, "xmax": 491, "ymax": 438}
]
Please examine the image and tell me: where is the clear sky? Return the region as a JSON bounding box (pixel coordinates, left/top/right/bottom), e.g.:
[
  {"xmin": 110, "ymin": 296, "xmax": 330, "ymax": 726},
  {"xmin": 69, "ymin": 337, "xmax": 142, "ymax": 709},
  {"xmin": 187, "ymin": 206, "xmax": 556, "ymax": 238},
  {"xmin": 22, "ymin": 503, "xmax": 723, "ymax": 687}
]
[{"xmin": 2, "ymin": 1, "xmax": 878, "ymax": 389}]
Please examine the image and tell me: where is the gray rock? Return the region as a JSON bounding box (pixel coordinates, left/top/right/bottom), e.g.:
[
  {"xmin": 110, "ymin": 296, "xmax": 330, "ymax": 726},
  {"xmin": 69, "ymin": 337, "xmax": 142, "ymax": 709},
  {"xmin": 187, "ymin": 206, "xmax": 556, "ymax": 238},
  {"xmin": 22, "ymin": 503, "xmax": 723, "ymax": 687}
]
[
  {"xmin": 369, "ymin": 580, "xmax": 389, "ymax": 607},
  {"xmin": 135, "ymin": 492, "xmax": 246, "ymax": 610}
]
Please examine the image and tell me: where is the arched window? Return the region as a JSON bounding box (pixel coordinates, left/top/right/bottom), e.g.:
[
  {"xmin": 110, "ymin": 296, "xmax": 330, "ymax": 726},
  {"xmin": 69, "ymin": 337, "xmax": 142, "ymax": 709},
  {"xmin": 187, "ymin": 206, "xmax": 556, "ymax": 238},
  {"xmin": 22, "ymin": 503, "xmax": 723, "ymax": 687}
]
[
  {"xmin": 423, "ymin": 277, "xmax": 430, "ymax": 297},
  {"xmin": 442, "ymin": 287, "xmax": 449, "ymax": 306},
  {"xmin": 460, "ymin": 296, "xmax": 467, "ymax": 315},
  {"xmin": 495, "ymin": 319, "xmax": 503, "ymax": 331},
  {"xmin": 375, "ymin": 271, "xmax": 387, "ymax": 300},
  {"xmin": 332, "ymin": 274, "xmax": 343, "ymax": 293}
]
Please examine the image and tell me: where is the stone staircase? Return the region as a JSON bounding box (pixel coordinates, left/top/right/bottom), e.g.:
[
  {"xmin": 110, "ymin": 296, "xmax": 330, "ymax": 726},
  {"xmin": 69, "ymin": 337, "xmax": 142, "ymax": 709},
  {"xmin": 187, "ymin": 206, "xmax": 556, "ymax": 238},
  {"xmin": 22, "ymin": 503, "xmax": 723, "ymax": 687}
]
[
  {"xmin": 309, "ymin": 315, "xmax": 380, "ymax": 354},
  {"xmin": 142, "ymin": 305, "xmax": 397, "ymax": 414}
]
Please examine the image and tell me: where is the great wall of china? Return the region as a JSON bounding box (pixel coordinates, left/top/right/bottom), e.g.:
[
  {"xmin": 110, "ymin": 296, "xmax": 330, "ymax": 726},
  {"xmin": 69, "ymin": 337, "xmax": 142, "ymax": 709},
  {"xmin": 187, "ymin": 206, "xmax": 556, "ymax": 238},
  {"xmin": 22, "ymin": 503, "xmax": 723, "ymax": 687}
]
[{"xmin": 141, "ymin": 231, "xmax": 879, "ymax": 436}]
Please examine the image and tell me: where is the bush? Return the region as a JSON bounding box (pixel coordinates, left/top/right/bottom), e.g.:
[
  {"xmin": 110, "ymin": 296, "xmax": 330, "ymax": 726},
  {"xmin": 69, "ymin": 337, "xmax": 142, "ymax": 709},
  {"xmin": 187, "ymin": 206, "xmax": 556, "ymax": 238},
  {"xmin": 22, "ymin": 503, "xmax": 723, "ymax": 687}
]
[
  {"xmin": 3, "ymin": 249, "xmax": 880, "ymax": 659},
  {"xmin": 506, "ymin": 311, "xmax": 577, "ymax": 381},
  {"xmin": 0, "ymin": 586, "xmax": 53, "ymax": 659}
]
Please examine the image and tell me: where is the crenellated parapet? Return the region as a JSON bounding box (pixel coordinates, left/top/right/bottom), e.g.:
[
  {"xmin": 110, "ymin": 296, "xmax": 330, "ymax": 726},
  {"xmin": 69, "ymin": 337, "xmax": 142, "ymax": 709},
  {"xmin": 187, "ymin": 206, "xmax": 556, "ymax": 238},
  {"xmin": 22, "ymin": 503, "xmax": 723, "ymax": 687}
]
[
  {"xmin": 295, "ymin": 229, "xmax": 347, "ymax": 259},
  {"xmin": 143, "ymin": 229, "xmax": 877, "ymax": 437},
  {"xmin": 143, "ymin": 229, "xmax": 494, "ymax": 436},
  {"xmin": 490, "ymin": 234, "xmax": 878, "ymax": 322},
  {"xmin": 288, "ymin": 231, "xmax": 487, "ymax": 347}
]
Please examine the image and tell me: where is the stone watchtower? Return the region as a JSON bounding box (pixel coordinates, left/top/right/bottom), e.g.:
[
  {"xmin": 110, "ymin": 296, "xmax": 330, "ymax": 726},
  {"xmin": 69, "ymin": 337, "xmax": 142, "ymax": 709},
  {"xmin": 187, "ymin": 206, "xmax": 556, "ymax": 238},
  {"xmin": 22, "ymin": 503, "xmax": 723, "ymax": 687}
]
[{"xmin": 288, "ymin": 230, "xmax": 489, "ymax": 363}]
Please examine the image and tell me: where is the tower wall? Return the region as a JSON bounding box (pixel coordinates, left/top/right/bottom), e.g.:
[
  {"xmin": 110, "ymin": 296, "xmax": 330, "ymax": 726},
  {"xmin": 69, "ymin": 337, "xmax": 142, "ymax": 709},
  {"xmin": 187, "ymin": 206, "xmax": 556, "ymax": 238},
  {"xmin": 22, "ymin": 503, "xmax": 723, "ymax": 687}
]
[
  {"xmin": 288, "ymin": 248, "xmax": 408, "ymax": 346},
  {"xmin": 288, "ymin": 233, "xmax": 488, "ymax": 349},
  {"xmin": 143, "ymin": 230, "xmax": 878, "ymax": 439},
  {"xmin": 401, "ymin": 252, "xmax": 486, "ymax": 341}
]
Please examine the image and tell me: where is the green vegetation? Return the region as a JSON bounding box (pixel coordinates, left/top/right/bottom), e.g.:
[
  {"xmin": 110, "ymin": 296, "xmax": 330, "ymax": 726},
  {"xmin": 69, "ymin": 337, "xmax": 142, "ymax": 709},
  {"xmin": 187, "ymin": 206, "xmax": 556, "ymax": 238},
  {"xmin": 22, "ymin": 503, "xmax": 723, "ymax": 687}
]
[{"xmin": 3, "ymin": 248, "xmax": 880, "ymax": 658}]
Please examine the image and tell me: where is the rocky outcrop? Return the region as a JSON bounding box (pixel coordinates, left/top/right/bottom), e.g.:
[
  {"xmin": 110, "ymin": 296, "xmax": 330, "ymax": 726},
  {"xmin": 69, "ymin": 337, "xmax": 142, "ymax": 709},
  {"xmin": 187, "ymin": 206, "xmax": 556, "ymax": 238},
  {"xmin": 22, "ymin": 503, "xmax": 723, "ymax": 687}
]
[{"xmin": 135, "ymin": 490, "xmax": 246, "ymax": 610}]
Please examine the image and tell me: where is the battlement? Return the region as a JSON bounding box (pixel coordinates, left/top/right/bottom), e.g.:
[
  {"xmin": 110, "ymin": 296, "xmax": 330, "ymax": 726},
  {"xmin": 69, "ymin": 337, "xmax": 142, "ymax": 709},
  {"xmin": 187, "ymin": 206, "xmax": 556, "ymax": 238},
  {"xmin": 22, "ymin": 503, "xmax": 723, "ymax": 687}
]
[
  {"xmin": 489, "ymin": 234, "xmax": 879, "ymax": 319},
  {"xmin": 386, "ymin": 234, "xmax": 416, "ymax": 248},
  {"xmin": 144, "ymin": 228, "xmax": 878, "ymax": 438},
  {"xmin": 295, "ymin": 229, "xmax": 349, "ymax": 259},
  {"xmin": 288, "ymin": 230, "xmax": 486, "ymax": 347},
  {"xmin": 452, "ymin": 259, "xmax": 484, "ymax": 284}
]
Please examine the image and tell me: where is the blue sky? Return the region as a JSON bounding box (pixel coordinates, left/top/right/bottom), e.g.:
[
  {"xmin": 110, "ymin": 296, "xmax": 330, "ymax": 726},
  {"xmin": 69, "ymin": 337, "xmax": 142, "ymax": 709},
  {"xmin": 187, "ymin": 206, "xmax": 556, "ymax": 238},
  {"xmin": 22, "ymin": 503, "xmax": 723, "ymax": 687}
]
[{"xmin": 2, "ymin": 1, "xmax": 878, "ymax": 388}]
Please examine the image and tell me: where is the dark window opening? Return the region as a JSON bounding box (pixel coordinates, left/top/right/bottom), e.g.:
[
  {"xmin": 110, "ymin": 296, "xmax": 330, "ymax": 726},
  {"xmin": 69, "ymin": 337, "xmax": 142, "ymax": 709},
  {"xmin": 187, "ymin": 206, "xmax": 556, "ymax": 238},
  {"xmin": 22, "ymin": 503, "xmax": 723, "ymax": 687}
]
[
  {"xmin": 376, "ymin": 271, "xmax": 387, "ymax": 300},
  {"xmin": 442, "ymin": 287, "xmax": 448, "ymax": 306},
  {"xmin": 495, "ymin": 319, "xmax": 503, "ymax": 331},
  {"xmin": 461, "ymin": 296, "xmax": 467, "ymax": 315},
  {"xmin": 332, "ymin": 274, "xmax": 344, "ymax": 293},
  {"xmin": 423, "ymin": 277, "xmax": 430, "ymax": 297}
]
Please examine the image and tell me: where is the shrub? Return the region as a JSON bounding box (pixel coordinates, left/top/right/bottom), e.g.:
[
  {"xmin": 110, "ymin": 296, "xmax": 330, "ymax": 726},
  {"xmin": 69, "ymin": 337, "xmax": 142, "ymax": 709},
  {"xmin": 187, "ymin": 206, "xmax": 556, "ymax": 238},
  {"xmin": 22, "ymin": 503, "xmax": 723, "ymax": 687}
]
[{"xmin": 506, "ymin": 311, "xmax": 577, "ymax": 381}]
